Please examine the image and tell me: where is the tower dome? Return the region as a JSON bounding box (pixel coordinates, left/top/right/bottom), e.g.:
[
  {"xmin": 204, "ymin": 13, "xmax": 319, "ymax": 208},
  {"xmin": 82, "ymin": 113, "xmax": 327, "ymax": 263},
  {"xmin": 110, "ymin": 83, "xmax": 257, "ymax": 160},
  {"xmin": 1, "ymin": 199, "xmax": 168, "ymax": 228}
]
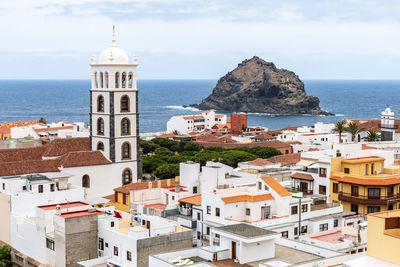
[{"xmin": 98, "ymin": 26, "xmax": 129, "ymax": 64}]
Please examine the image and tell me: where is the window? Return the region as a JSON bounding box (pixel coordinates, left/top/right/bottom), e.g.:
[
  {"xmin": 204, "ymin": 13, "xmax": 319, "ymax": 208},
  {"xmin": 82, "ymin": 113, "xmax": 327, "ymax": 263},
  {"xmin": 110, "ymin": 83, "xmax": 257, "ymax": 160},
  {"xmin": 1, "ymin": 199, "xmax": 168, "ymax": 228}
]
[
  {"xmin": 97, "ymin": 142, "xmax": 104, "ymax": 151},
  {"xmin": 281, "ymin": 231, "xmax": 288, "ymax": 238},
  {"xmin": 365, "ymin": 164, "xmax": 369, "ymax": 175},
  {"xmin": 319, "ymin": 168, "xmax": 327, "ymax": 178},
  {"xmin": 294, "ymin": 227, "xmax": 298, "ymax": 236},
  {"xmin": 319, "ymin": 185, "xmax": 326, "ymax": 195},
  {"xmin": 2, "ymin": 183, "xmax": 4, "ymax": 190},
  {"xmin": 38, "ymin": 185, "xmax": 43, "ymax": 193},
  {"xmin": 50, "ymin": 184, "xmax": 55, "ymax": 192},
  {"xmin": 121, "ymin": 118, "xmax": 130, "ymax": 135},
  {"xmin": 128, "ymin": 72, "xmax": 133, "ymax": 88},
  {"xmin": 334, "ymin": 219, "xmax": 339, "ymax": 227},
  {"xmin": 197, "ymin": 212, "xmax": 201, "ymax": 220},
  {"xmin": 97, "ymin": 118, "xmax": 104, "ymax": 135},
  {"xmin": 121, "ymin": 95, "xmax": 130, "ymax": 112},
  {"xmin": 115, "ymin": 72, "xmax": 120, "ymax": 88},
  {"xmin": 301, "ymin": 225, "xmax": 308, "ymax": 234},
  {"xmin": 388, "ymin": 186, "xmax": 394, "ymax": 197},
  {"xmin": 122, "ymin": 72, "xmax": 127, "ymax": 88},
  {"xmin": 207, "ymin": 206, "xmax": 211, "ymax": 215},
  {"xmin": 97, "ymin": 95, "xmax": 104, "ymax": 112},
  {"xmin": 351, "ymin": 204, "xmax": 359, "ymax": 214},
  {"xmin": 122, "ymin": 194, "xmax": 128, "ymax": 205},
  {"xmin": 371, "ymin": 163, "xmax": 374, "ymax": 175},
  {"xmin": 368, "ymin": 188, "xmax": 380, "ymax": 199},
  {"xmin": 216, "ymin": 208, "xmax": 220, "ymax": 217},
  {"xmin": 98, "ymin": 238, "xmax": 104, "ymax": 250},
  {"xmin": 105, "ymin": 242, "xmax": 108, "ymax": 248},
  {"xmin": 319, "ymin": 223, "xmax": 328, "ymax": 232},
  {"xmin": 114, "ymin": 246, "xmax": 118, "ymax": 256},
  {"xmin": 351, "ymin": 185, "xmax": 359, "ymax": 197},
  {"xmin": 265, "ymin": 185, "xmax": 269, "ymax": 191},
  {"xmin": 46, "ymin": 238, "xmax": 55, "ymax": 251},
  {"xmin": 172, "ymin": 196, "xmax": 175, "ymax": 201},
  {"xmin": 105, "ymin": 72, "xmax": 109, "ymax": 88},
  {"xmin": 111, "ymin": 221, "xmax": 115, "ymax": 227},
  {"xmin": 193, "ymin": 186, "xmax": 198, "ymax": 194},
  {"xmin": 291, "ymin": 206, "xmax": 298, "ymax": 215},
  {"xmin": 126, "ymin": 251, "xmax": 132, "ymax": 261},
  {"xmin": 258, "ymin": 182, "xmax": 262, "ymax": 190},
  {"xmin": 333, "ymin": 183, "xmax": 339, "ymax": 193},
  {"xmin": 82, "ymin": 175, "xmax": 90, "ymax": 188},
  {"xmin": 367, "ymin": 206, "xmax": 380, "ymax": 214},
  {"xmin": 301, "ymin": 204, "xmax": 308, "ymax": 212},
  {"xmin": 22, "ymin": 186, "xmax": 26, "ymax": 191},
  {"xmin": 197, "ymin": 232, "xmax": 201, "ymax": 240},
  {"xmin": 246, "ymin": 208, "xmax": 251, "ymax": 216},
  {"xmin": 206, "ymin": 227, "xmax": 210, "ymax": 235},
  {"xmin": 122, "ymin": 169, "xmax": 132, "ymax": 185},
  {"xmin": 285, "ymin": 150, "xmax": 289, "ymax": 154},
  {"xmin": 122, "ymin": 142, "xmax": 131, "ymax": 159},
  {"xmin": 344, "ymin": 168, "xmax": 350, "ymax": 174}
]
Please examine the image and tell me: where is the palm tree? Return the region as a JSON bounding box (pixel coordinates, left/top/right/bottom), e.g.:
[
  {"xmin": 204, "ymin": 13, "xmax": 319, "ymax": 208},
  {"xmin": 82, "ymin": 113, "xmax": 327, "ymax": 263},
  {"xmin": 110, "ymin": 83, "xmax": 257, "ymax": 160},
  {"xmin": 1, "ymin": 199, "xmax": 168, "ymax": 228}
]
[
  {"xmin": 172, "ymin": 130, "xmax": 180, "ymax": 135},
  {"xmin": 332, "ymin": 120, "xmax": 346, "ymax": 143},
  {"xmin": 363, "ymin": 130, "xmax": 381, "ymax": 142},
  {"xmin": 344, "ymin": 122, "xmax": 365, "ymax": 142}
]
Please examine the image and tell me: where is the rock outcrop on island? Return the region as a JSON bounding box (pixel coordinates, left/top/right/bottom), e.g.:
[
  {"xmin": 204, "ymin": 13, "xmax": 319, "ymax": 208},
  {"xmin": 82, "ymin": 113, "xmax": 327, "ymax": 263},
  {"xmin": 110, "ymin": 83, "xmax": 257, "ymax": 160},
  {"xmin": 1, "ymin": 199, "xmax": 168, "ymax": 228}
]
[{"xmin": 190, "ymin": 56, "xmax": 332, "ymax": 115}]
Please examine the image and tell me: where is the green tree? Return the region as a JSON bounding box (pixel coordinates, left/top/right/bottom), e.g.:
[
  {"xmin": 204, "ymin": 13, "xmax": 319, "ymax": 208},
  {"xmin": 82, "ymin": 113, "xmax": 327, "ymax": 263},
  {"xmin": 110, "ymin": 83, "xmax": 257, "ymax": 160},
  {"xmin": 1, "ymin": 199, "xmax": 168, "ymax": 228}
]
[
  {"xmin": 344, "ymin": 122, "xmax": 365, "ymax": 142},
  {"xmin": 139, "ymin": 139, "xmax": 159, "ymax": 154},
  {"xmin": 363, "ymin": 130, "xmax": 381, "ymax": 142},
  {"xmin": 247, "ymin": 147, "xmax": 282, "ymax": 159},
  {"xmin": 154, "ymin": 164, "xmax": 180, "ymax": 179},
  {"xmin": 182, "ymin": 141, "xmax": 202, "ymax": 152},
  {"xmin": 38, "ymin": 117, "xmax": 47, "ymax": 124},
  {"xmin": 154, "ymin": 147, "xmax": 174, "ymax": 156},
  {"xmin": 332, "ymin": 120, "xmax": 346, "ymax": 143},
  {"xmin": 219, "ymin": 150, "xmax": 258, "ymax": 168},
  {"xmin": 0, "ymin": 245, "xmax": 11, "ymax": 267},
  {"xmin": 203, "ymin": 146, "xmax": 225, "ymax": 153},
  {"xmin": 172, "ymin": 130, "xmax": 180, "ymax": 135},
  {"xmin": 142, "ymin": 157, "xmax": 166, "ymax": 174}
]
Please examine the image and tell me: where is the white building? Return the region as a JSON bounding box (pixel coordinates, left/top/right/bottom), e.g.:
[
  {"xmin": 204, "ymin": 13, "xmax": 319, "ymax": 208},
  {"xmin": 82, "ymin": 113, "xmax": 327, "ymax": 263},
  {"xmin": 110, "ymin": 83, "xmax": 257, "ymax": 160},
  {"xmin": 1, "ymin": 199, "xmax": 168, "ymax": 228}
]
[
  {"xmin": 90, "ymin": 26, "xmax": 141, "ymax": 183},
  {"xmin": 10, "ymin": 121, "xmax": 89, "ymax": 139},
  {"xmin": 166, "ymin": 110, "xmax": 227, "ymax": 134}
]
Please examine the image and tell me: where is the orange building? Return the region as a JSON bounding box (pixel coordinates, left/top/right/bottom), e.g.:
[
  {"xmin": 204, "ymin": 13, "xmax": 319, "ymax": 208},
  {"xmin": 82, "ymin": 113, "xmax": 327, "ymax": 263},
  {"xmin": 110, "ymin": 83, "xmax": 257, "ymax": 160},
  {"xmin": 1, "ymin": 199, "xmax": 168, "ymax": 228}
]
[{"xmin": 231, "ymin": 114, "xmax": 247, "ymax": 133}]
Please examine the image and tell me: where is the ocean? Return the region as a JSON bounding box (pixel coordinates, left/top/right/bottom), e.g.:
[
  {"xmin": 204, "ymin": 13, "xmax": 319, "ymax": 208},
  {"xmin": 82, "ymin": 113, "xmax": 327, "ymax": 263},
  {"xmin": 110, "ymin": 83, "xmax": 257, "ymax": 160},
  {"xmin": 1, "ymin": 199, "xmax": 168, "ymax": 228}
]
[{"xmin": 0, "ymin": 79, "xmax": 399, "ymax": 133}]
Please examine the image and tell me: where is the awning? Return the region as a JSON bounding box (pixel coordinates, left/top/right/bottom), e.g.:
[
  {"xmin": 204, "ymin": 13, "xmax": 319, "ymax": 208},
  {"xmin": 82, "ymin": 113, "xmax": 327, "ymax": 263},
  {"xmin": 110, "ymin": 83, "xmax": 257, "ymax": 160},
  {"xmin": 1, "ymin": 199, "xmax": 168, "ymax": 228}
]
[{"xmin": 296, "ymin": 159, "xmax": 316, "ymax": 167}]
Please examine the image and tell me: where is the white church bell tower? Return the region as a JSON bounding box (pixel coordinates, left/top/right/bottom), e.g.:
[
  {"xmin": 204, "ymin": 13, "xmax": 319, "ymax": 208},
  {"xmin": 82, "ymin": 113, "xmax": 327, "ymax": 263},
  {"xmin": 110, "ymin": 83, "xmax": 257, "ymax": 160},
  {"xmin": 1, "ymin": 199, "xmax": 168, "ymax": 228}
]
[{"xmin": 90, "ymin": 26, "xmax": 140, "ymax": 184}]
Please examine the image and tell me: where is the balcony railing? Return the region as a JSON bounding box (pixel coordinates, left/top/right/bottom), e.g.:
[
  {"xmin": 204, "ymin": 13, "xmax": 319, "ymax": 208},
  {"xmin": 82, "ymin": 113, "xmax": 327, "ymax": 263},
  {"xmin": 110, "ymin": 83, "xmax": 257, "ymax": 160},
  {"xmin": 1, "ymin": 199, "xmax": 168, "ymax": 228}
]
[
  {"xmin": 291, "ymin": 187, "xmax": 313, "ymax": 195},
  {"xmin": 338, "ymin": 192, "xmax": 400, "ymax": 205}
]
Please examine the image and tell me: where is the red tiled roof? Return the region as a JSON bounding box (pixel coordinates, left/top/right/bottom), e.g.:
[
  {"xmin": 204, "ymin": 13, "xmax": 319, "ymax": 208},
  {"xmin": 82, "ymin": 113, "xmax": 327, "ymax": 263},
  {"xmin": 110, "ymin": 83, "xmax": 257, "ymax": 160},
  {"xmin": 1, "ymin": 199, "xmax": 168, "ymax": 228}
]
[
  {"xmin": 42, "ymin": 138, "xmax": 90, "ymax": 157},
  {"xmin": 268, "ymin": 153, "xmax": 301, "ymax": 166},
  {"xmin": 57, "ymin": 151, "xmax": 111, "ymax": 168},
  {"xmin": 144, "ymin": 203, "xmax": 166, "ymax": 211},
  {"xmin": 0, "ymin": 146, "xmax": 46, "ymax": 162},
  {"xmin": 245, "ymin": 158, "xmax": 273, "ymax": 166},
  {"xmin": 362, "ymin": 144, "xmax": 377, "ymax": 150},
  {"xmin": 258, "ymin": 140, "xmax": 290, "ymax": 149},
  {"xmin": 0, "ymin": 159, "xmax": 60, "ymax": 176},
  {"xmin": 182, "ymin": 115, "xmax": 204, "ymax": 120},
  {"xmin": 262, "ymin": 176, "xmax": 291, "ymax": 196},
  {"xmin": 331, "ymin": 176, "xmax": 400, "ymax": 186},
  {"xmin": 59, "ymin": 210, "xmax": 102, "ymax": 219},
  {"xmin": 179, "ymin": 194, "xmax": 201, "ymax": 205},
  {"xmin": 251, "ymin": 133, "xmax": 277, "ymax": 140},
  {"xmin": 114, "ymin": 178, "xmax": 180, "ymax": 194},
  {"xmin": 34, "ymin": 126, "xmax": 74, "ymax": 133},
  {"xmin": 221, "ymin": 194, "xmax": 274, "ymax": 204},
  {"xmin": 292, "ymin": 172, "xmax": 314, "ymax": 181}
]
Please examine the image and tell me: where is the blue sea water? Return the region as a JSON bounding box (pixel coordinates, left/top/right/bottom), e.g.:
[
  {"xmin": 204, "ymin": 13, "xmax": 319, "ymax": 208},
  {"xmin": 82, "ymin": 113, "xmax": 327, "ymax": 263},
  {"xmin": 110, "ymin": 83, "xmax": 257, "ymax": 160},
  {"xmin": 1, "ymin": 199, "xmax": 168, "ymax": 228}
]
[{"xmin": 0, "ymin": 79, "xmax": 399, "ymax": 133}]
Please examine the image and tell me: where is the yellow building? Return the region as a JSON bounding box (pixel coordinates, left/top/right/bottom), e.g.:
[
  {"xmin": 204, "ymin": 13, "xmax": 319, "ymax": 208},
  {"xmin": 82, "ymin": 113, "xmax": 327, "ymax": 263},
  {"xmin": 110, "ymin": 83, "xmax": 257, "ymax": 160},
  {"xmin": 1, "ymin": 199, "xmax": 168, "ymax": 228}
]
[
  {"xmin": 107, "ymin": 177, "xmax": 180, "ymax": 213},
  {"xmin": 367, "ymin": 210, "xmax": 400, "ymax": 265},
  {"xmin": 330, "ymin": 156, "xmax": 400, "ymax": 214}
]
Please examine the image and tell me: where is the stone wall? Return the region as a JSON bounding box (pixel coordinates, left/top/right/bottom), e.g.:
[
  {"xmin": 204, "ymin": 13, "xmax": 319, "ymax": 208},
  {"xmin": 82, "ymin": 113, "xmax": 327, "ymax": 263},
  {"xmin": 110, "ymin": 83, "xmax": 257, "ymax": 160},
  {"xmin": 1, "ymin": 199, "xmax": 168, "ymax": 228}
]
[{"xmin": 137, "ymin": 230, "xmax": 192, "ymax": 267}]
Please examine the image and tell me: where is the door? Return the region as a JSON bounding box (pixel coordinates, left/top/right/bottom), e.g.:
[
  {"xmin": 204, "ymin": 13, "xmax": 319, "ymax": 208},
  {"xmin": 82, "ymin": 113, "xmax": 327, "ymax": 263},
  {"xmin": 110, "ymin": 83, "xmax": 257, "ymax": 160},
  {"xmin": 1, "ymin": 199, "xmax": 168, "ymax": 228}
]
[
  {"xmin": 261, "ymin": 206, "xmax": 271, "ymax": 219},
  {"xmin": 231, "ymin": 241, "xmax": 236, "ymax": 259},
  {"xmin": 300, "ymin": 182, "xmax": 308, "ymax": 193}
]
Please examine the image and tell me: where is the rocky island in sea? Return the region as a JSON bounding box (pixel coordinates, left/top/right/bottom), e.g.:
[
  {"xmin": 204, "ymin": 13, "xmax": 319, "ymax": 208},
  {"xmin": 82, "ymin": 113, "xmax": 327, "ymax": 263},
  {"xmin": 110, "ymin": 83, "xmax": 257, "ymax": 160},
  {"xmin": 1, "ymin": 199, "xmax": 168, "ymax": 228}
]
[{"xmin": 188, "ymin": 56, "xmax": 333, "ymax": 115}]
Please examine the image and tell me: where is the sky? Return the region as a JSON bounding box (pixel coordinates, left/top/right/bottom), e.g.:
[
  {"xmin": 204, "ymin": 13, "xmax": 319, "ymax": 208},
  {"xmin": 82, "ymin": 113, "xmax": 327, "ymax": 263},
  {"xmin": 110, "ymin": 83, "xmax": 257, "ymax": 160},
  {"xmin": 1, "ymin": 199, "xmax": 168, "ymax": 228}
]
[{"xmin": 1, "ymin": 0, "xmax": 400, "ymax": 79}]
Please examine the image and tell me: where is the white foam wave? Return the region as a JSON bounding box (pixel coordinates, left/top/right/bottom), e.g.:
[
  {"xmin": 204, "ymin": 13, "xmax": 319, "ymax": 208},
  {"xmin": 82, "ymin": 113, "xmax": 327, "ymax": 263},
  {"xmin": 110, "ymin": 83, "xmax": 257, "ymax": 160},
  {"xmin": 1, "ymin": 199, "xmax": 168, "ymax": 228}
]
[{"xmin": 165, "ymin": 105, "xmax": 199, "ymax": 111}]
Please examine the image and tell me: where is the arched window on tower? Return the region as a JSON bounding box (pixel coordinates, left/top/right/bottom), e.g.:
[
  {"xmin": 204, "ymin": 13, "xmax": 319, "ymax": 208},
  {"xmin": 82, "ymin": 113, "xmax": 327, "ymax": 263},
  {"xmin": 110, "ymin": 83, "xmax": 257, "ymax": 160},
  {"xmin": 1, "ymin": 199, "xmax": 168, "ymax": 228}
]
[
  {"xmin": 121, "ymin": 142, "xmax": 131, "ymax": 159},
  {"xmin": 94, "ymin": 72, "xmax": 98, "ymax": 88},
  {"xmin": 122, "ymin": 169, "xmax": 132, "ymax": 185},
  {"xmin": 97, "ymin": 141, "xmax": 104, "ymax": 151},
  {"xmin": 128, "ymin": 72, "xmax": 133, "ymax": 88},
  {"xmin": 105, "ymin": 72, "xmax": 109, "ymax": 88},
  {"xmin": 115, "ymin": 72, "xmax": 120, "ymax": 88},
  {"xmin": 97, "ymin": 95, "xmax": 104, "ymax": 112},
  {"xmin": 97, "ymin": 118, "xmax": 104, "ymax": 135},
  {"xmin": 100, "ymin": 72, "xmax": 104, "ymax": 88},
  {"xmin": 120, "ymin": 95, "xmax": 130, "ymax": 112},
  {"xmin": 82, "ymin": 175, "xmax": 90, "ymax": 188},
  {"xmin": 121, "ymin": 118, "xmax": 130, "ymax": 135},
  {"xmin": 122, "ymin": 72, "xmax": 127, "ymax": 88}
]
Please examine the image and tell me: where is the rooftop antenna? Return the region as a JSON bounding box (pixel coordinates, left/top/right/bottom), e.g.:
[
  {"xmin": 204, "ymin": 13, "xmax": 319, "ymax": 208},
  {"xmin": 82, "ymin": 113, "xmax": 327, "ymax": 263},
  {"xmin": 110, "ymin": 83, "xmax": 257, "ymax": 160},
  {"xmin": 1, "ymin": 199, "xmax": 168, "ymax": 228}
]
[{"xmin": 111, "ymin": 25, "xmax": 116, "ymax": 46}]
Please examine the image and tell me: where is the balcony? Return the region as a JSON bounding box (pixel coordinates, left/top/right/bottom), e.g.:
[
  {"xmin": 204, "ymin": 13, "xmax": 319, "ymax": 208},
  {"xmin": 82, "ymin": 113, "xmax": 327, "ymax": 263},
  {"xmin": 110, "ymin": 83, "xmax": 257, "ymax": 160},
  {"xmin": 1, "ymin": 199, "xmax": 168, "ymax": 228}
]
[
  {"xmin": 291, "ymin": 187, "xmax": 313, "ymax": 195},
  {"xmin": 338, "ymin": 192, "xmax": 400, "ymax": 205}
]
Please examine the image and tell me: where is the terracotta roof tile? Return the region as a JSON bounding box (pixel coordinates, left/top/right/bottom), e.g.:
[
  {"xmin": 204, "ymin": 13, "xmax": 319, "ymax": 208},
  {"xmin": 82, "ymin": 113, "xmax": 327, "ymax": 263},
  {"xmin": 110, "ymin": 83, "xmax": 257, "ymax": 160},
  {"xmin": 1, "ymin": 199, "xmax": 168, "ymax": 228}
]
[
  {"xmin": 34, "ymin": 126, "xmax": 74, "ymax": 133},
  {"xmin": 268, "ymin": 153, "xmax": 301, "ymax": 166},
  {"xmin": 42, "ymin": 138, "xmax": 90, "ymax": 157},
  {"xmin": 244, "ymin": 158, "xmax": 273, "ymax": 166},
  {"xmin": 251, "ymin": 133, "xmax": 277, "ymax": 140},
  {"xmin": 221, "ymin": 194, "xmax": 274, "ymax": 204},
  {"xmin": 331, "ymin": 176, "xmax": 400, "ymax": 186},
  {"xmin": 0, "ymin": 159, "xmax": 60, "ymax": 176},
  {"xmin": 144, "ymin": 203, "xmax": 166, "ymax": 211},
  {"xmin": 57, "ymin": 151, "xmax": 111, "ymax": 168},
  {"xmin": 291, "ymin": 172, "xmax": 314, "ymax": 181},
  {"xmin": 256, "ymin": 140, "xmax": 290, "ymax": 148},
  {"xmin": 179, "ymin": 194, "xmax": 202, "ymax": 205},
  {"xmin": 114, "ymin": 178, "xmax": 180, "ymax": 194},
  {"xmin": 0, "ymin": 146, "xmax": 46, "ymax": 162},
  {"xmin": 262, "ymin": 176, "xmax": 291, "ymax": 196}
]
